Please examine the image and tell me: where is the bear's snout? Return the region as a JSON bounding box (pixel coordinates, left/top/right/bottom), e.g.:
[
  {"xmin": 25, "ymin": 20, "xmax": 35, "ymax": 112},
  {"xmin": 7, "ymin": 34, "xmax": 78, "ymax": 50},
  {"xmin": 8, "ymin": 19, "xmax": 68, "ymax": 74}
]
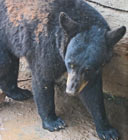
[
  {"xmin": 66, "ymin": 72, "xmax": 88, "ymax": 96},
  {"xmin": 66, "ymin": 72, "xmax": 79, "ymax": 96}
]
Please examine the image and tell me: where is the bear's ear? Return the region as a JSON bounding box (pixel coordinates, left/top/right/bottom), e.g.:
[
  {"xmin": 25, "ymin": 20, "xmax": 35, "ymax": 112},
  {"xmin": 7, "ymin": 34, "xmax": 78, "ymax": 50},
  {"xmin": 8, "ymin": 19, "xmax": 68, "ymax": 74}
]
[
  {"xmin": 106, "ymin": 26, "xmax": 126, "ymax": 47},
  {"xmin": 59, "ymin": 12, "xmax": 80, "ymax": 36}
]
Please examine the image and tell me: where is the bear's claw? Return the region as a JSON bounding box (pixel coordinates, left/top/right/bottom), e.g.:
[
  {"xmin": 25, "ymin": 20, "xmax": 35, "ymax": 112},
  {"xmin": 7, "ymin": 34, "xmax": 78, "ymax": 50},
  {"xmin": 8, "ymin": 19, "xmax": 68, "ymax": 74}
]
[
  {"xmin": 5, "ymin": 87, "xmax": 33, "ymax": 101},
  {"xmin": 97, "ymin": 127, "xmax": 119, "ymax": 140},
  {"xmin": 43, "ymin": 117, "xmax": 66, "ymax": 132}
]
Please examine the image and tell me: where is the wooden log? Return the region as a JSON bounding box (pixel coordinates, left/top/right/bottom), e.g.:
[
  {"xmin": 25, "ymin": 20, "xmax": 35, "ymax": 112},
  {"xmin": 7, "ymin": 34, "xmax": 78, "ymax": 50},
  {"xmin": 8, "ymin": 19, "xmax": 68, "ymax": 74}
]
[{"xmin": 86, "ymin": 0, "xmax": 128, "ymax": 98}]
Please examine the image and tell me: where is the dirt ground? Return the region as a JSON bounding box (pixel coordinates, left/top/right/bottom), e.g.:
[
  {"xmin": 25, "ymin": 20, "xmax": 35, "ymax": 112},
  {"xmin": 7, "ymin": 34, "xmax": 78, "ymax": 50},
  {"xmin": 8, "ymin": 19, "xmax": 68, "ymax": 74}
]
[{"xmin": 0, "ymin": 59, "xmax": 128, "ymax": 140}]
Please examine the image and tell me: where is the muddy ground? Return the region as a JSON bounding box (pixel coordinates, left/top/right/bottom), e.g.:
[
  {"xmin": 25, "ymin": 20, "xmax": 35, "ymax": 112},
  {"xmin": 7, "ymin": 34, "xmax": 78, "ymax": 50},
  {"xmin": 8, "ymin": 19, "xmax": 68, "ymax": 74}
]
[{"xmin": 0, "ymin": 59, "xmax": 128, "ymax": 140}]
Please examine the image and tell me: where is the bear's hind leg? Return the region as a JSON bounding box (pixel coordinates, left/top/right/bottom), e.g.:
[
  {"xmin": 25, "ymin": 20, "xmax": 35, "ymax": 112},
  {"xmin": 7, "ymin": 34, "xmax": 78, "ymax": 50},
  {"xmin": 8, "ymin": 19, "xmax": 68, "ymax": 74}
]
[{"xmin": 0, "ymin": 49, "xmax": 32, "ymax": 101}]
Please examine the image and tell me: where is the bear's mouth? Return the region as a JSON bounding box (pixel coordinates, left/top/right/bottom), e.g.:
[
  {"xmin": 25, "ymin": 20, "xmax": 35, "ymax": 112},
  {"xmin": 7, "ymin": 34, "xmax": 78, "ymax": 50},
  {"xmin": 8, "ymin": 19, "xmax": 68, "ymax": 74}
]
[
  {"xmin": 78, "ymin": 81, "xmax": 88, "ymax": 93},
  {"xmin": 66, "ymin": 73, "xmax": 88, "ymax": 96}
]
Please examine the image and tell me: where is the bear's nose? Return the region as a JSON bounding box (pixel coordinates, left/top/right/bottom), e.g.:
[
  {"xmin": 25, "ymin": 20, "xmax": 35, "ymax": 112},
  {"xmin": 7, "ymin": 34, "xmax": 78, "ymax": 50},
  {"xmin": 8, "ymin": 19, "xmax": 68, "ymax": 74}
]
[
  {"xmin": 66, "ymin": 72, "xmax": 78, "ymax": 96},
  {"xmin": 66, "ymin": 88, "xmax": 76, "ymax": 96},
  {"xmin": 66, "ymin": 80, "xmax": 78, "ymax": 96}
]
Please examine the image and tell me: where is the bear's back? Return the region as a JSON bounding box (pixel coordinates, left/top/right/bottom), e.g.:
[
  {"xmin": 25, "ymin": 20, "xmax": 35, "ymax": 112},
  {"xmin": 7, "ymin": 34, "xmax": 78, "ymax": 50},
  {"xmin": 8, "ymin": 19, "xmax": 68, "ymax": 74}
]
[
  {"xmin": 0, "ymin": 0, "xmax": 109, "ymax": 58},
  {"xmin": 0, "ymin": 0, "xmax": 108, "ymax": 29}
]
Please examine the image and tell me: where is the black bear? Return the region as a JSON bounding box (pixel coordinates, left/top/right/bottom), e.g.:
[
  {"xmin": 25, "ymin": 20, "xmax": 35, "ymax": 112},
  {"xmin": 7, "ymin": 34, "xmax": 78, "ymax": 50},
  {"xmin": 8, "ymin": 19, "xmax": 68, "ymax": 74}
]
[{"xmin": 0, "ymin": 0, "xmax": 126, "ymax": 140}]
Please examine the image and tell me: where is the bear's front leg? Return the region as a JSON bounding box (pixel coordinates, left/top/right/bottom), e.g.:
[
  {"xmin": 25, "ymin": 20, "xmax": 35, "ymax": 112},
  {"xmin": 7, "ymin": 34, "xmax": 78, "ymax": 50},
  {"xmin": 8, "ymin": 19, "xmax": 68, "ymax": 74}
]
[
  {"xmin": 79, "ymin": 73, "xmax": 119, "ymax": 140},
  {"xmin": 32, "ymin": 78, "xmax": 66, "ymax": 132}
]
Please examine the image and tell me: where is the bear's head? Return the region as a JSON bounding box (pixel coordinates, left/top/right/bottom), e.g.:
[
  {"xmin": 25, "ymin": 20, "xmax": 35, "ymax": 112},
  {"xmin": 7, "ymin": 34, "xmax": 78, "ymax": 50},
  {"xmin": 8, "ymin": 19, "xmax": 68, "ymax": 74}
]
[{"xmin": 59, "ymin": 12, "xmax": 126, "ymax": 96}]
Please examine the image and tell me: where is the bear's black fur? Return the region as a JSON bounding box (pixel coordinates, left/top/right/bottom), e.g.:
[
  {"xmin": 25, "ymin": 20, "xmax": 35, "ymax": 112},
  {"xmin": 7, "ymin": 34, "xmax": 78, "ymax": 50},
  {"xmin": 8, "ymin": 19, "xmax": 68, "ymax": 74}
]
[{"xmin": 0, "ymin": 0, "xmax": 126, "ymax": 139}]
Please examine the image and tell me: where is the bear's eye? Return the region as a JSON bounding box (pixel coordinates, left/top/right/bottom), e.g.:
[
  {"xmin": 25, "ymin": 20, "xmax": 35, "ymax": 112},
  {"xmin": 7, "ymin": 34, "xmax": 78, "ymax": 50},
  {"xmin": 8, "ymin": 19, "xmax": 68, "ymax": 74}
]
[
  {"xmin": 70, "ymin": 64, "xmax": 74, "ymax": 69},
  {"xmin": 70, "ymin": 64, "xmax": 75, "ymax": 69},
  {"xmin": 68, "ymin": 62, "xmax": 75, "ymax": 69},
  {"xmin": 85, "ymin": 68, "xmax": 90, "ymax": 74}
]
